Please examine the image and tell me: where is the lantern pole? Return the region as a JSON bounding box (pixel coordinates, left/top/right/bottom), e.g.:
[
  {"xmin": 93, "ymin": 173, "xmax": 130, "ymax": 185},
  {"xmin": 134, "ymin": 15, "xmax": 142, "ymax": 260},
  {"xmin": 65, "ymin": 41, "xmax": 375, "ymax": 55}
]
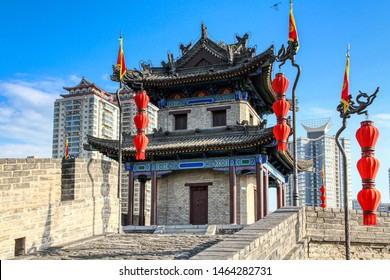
[
  {"xmin": 335, "ymin": 87, "xmax": 379, "ymax": 260},
  {"xmin": 116, "ymin": 82, "xmax": 124, "ymax": 233},
  {"xmin": 274, "ymin": 40, "xmax": 301, "ymax": 206}
]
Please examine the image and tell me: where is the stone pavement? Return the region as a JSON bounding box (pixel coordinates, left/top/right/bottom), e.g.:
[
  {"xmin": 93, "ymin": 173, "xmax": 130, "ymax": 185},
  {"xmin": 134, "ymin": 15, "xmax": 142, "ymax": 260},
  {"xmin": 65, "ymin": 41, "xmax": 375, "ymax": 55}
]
[{"xmin": 22, "ymin": 234, "xmax": 226, "ymax": 260}]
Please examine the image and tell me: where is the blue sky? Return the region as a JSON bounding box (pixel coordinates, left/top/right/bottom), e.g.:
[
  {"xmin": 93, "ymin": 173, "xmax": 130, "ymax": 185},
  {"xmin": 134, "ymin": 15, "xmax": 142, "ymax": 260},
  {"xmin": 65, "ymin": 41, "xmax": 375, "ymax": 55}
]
[{"xmin": 0, "ymin": 0, "xmax": 389, "ymax": 203}]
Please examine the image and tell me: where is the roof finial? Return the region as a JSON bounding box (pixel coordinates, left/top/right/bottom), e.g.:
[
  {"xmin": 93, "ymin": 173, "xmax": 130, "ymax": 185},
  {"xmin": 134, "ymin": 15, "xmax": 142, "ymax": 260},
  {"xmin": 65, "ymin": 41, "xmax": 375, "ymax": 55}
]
[{"xmin": 201, "ymin": 22, "xmax": 208, "ymax": 39}]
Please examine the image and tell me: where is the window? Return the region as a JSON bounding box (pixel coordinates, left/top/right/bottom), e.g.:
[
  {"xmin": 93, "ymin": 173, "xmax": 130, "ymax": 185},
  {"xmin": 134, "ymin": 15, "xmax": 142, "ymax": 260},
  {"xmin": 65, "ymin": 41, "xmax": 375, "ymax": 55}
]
[
  {"xmin": 212, "ymin": 110, "xmax": 226, "ymax": 127},
  {"xmin": 175, "ymin": 114, "xmax": 187, "ymax": 130},
  {"xmin": 169, "ymin": 109, "xmax": 190, "ymax": 130},
  {"xmin": 207, "ymin": 106, "xmax": 230, "ymax": 127}
]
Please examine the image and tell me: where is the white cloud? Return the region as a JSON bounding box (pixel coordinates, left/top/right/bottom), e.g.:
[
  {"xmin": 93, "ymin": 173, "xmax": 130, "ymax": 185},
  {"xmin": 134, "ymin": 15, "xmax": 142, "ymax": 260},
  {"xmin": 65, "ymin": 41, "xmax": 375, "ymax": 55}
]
[
  {"xmin": 372, "ymin": 113, "xmax": 390, "ymax": 128},
  {"xmin": 67, "ymin": 75, "xmax": 81, "ymax": 83},
  {"xmin": 306, "ymin": 107, "xmax": 334, "ymax": 117},
  {"xmin": 0, "ymin": 75, "xmax": 76, "ymax": 158}
]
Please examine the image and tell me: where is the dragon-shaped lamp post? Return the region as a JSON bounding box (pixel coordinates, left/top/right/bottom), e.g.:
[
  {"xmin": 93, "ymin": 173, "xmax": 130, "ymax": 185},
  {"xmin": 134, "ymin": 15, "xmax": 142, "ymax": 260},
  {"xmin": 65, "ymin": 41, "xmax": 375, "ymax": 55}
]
[
  {"xmin": 273, "ymin": 40, "xmax": 301, "ymax": 207},
  {"xmin": 335, "ymin": 87, "xmax": 379, "ymax": 260}
]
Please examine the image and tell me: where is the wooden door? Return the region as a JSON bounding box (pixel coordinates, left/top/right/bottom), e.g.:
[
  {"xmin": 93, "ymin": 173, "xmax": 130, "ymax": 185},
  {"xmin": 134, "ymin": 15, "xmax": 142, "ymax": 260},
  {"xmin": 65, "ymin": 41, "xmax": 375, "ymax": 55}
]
[{"xmin": 190, "ymin": 186, "xmax": 208, "ymax": 225}]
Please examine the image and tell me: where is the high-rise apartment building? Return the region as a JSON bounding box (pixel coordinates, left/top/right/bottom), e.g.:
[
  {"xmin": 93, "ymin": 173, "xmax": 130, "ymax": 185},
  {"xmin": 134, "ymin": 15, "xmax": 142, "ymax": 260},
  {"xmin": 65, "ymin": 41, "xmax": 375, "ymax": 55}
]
[
  {"xmin": 287, "ymin": 118, "xmax": 352, "ymax": 208},
  {"xmin": 52, "ymin": 77, "xmax": 119, "ymax": 159},
  {"xmin": 53, "ymin": 79, "xmax": 159, "ymax": 223}
]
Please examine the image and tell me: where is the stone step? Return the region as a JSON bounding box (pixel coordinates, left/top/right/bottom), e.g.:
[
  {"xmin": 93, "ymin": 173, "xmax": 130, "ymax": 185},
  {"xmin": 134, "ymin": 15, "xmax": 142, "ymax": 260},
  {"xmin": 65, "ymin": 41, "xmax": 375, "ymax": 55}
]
[
  {"xmin": 154, "ymin": 225, "xmax": 208, "ymax": 235},
  {"xmin": 122, "ymin": 225, "xmax": 157, "ymax": 234}
]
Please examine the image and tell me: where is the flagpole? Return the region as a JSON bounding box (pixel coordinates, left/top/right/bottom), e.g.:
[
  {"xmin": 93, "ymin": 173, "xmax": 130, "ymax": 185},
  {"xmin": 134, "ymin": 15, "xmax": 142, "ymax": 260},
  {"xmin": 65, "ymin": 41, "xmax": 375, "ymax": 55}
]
[
  {"xmin": 116, "ymin": 81, "xmax": 123, "ymax": 233},
  {"xmin": 336, "ymin": 43, "xmax": 379, "ymax": 259},
  {"xmin": 116, "ymin": 32, "xmax": 126, "ymax": 234}
]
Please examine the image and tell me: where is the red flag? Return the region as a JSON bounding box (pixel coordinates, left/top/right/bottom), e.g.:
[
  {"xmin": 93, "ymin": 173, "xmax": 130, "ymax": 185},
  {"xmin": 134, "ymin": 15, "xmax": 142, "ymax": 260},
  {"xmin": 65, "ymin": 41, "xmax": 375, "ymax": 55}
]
[
  {"xmin": 341, "ymin": 46, "xmax": 350, "ymax": 113},
  {"xmin": 289, "ymin": 1, "xmax": 299, "ymax": 51},
  {"xmin": 117, "ymin": 35, "xmax": 127, "ymax": 80}
]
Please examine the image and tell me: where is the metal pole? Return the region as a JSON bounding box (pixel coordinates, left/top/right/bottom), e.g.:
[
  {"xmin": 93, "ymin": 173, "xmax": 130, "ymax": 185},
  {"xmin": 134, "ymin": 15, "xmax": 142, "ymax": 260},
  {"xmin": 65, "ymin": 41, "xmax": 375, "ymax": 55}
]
[
  {"xmin": 291, "ymin": 55, "xmax": 301, "ymax": 206},
  {"xmin": 335, "ymin": 117, "xmax": 350, "ymax": 260},
  {"xmin": 115, "ymin": 83, "xmax": 123, "ymax": 233}
]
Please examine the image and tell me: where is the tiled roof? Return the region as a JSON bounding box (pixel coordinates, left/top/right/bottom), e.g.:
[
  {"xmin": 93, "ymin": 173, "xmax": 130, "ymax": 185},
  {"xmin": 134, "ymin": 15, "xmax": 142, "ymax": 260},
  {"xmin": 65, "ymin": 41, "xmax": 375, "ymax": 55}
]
[
  {"xmin": 112, "ymin": 48, "xmax": 274, "ymax": 86},
  {"xmin": 86, "ymin": 125, "xmax": 274, "ymax": 156},
  {"xmin": 85, "ymin": 125, "xmax": 311, "ymax": 172}
]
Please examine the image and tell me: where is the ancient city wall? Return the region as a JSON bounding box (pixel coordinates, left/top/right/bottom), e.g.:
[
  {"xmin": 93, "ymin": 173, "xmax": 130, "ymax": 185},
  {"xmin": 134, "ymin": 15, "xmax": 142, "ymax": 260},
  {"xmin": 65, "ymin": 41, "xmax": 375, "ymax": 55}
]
[
  {"xmin": 0, "ymin": 158, "xmax": 119, "ymax": 260},
  {"xmin": 306, "ymin": 206, "xmax": 390, "ymax": 260},
  {"xmin": 192, "ymin": 207, "xmax": 390, "ymax": 260},
  {"xmin": 191, "ymin": 207, "xmax": 307, "ymax": 260}
]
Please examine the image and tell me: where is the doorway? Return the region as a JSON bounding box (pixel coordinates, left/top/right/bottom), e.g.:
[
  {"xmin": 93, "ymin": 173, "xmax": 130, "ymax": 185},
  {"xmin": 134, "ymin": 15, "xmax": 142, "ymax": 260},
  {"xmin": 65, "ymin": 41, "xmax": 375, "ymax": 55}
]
[{"xmin": 190, "ymin": 186, "xmax": 208, "ymax": 225}]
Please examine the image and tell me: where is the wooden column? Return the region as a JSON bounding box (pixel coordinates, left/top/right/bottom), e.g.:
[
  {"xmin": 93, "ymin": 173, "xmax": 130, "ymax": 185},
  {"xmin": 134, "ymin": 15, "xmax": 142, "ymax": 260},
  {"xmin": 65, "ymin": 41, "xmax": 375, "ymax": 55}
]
[
  {"xmin": 282, "ymin": 183, "xmax": 286, "ymax": 207},
  {"xmin": 139, "ymin": 178, "xmax": 146, "ymax": 226},
  {"xmin": 263, "ymin": 169, "xmax": 269, "ymax": 216},
  {"xmin": 127, "ymin": 171, "xmax": 134, "ymax": 225},
  {"xmin": 256, "ymin": 162, "xmax": 264, "ymax": 221},
  {"xmin": 150, "ymin": 170, "xmax": 157, "ymax": 225},
  {"xmin": 229, "ymin": 165, "xmax": 237, "ymax": 224},
  {"xmin": 276, "ymin": 184, "xmax": 282, "ymax": 209}
]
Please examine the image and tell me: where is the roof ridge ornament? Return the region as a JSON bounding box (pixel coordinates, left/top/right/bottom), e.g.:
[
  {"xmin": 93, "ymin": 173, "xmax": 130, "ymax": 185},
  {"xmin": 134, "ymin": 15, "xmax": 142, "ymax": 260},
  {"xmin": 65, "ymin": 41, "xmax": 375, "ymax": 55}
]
[
  {"xmin": 201, "ymin": 22, "xmax": 208, "ymax": 39},
  {"xmin": 179, "ymin": 42, "xmax": 192, "ymax": 56}
]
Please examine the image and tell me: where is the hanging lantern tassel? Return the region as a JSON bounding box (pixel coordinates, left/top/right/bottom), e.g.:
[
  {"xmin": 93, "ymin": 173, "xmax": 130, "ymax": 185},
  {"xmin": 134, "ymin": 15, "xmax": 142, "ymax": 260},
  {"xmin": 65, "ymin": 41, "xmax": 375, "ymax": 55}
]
[
  {"xmin": 356, "ymin": 120, "xmax": 381, "ymax": 226},
  {"xmin": 271, "ymin": 73, "xmax": 291, "ymax": 152}
]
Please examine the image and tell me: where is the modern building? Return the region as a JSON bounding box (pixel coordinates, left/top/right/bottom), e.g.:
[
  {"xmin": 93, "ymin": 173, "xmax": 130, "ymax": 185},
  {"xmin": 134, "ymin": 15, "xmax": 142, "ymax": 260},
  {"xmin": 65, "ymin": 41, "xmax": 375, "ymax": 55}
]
[
  {"xmin": 52, "ymin": 79, "xmax": 158, "ymax": 221},
  {"xmin": 86, "ymin": 24, "xmax": 310, "ymax": 226},
  {"xmin": 52, "ymin": 77, "xmax": 119, "ymax": 159},
  {"xmin": 287, "ymin": 118, "xmax": 352, "ymax": 208}
]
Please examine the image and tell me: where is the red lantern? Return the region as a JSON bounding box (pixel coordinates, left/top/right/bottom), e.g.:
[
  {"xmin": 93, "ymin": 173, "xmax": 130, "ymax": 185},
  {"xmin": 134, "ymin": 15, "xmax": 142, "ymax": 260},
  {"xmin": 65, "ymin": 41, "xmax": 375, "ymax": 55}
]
[
  {"xmin": 273, "ymin": 123, "xmax": 291, "ymax": 152},
  {"xmin": 133, "ymin": 89, "xmax": 150, "ymax": 160},
  {"xmin": 356, "ymin": 120, "xmax": 379, "ymax": 150},
  {"xmin": 272, "ymin": 73, "xmax": 291, "ymax": 153},
  {"xmin": 272, "ymin": 99, "xmax": 290, "ymax": 118},
  {"xmin": 271, "ymin": 73, "xmax": 290, "ymax": 95},
  {"xmin": 134, "ymin": 113, "xmax": 149, "ymax": 130},
  {"xmin": 356, "ymin": 120, "xmax": 381, "ymax": 226},
  {"xmin": 134, "ymin": 89, "xmax": 150, "ymax": 109},
  {"xmin": 357, "ymin": 187, "xmax": 381, "ymax": 225},
  {"xmin": 356, "ymin": 156, "xmax": 380, "ymax": 180},
  {"xmin": 320, "ymin": 186, "xmax": 326, "ymax": 208},
  {"xmin": 133, "ymin": 134, "xmax": 149, "ymax": 160}
]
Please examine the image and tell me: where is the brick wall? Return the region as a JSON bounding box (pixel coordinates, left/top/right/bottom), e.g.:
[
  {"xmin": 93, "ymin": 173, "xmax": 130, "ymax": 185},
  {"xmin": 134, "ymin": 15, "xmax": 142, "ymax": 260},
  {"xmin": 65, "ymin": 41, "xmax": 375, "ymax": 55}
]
[
  {"xmin": 157, "ymin": 169, "xmax": 255, "ymax": 225},
  {"xmin": 192, "ymin": 207, "xmax": 390, "ymax": 260},
  {"xmin": 306, "ymin": 206, "xmax": 390, "ymax": 260},
  {"xmin": 157, "ymin": 100, "xmax": 261, "ymax": 132},
  {"xmin": 191, "ymin": 207, "xmax": 306, "ymax": 260},
  {"xmin": 0, "ymin": 158, "xmax": 119, "ymax": 259}
]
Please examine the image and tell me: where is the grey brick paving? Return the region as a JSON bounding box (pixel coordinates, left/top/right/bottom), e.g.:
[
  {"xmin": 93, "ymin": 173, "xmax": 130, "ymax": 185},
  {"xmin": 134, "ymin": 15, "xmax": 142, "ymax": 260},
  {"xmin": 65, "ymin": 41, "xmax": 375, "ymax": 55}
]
[{"xmin": 24, "ymin": 234, "xmax": 225, "ymax": 260}]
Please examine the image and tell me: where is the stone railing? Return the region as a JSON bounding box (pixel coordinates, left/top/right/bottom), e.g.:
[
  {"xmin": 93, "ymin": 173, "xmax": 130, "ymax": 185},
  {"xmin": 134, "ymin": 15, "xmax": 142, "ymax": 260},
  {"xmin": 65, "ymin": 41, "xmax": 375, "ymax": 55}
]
[{"xmin": 192, "ymin": 207, "xmax": 390, "ymax": 260}]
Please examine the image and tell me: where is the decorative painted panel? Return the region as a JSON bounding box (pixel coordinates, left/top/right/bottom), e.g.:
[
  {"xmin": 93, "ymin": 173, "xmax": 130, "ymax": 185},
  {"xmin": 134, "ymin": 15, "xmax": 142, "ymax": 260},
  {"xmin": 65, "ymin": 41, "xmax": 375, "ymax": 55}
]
[
  {"xmin": 125, "ymin": 154, "xmax": 286, "ymax": 184},
  {"xmin": 164, "ymin": 93, "xmax": 236, "ymax": 108}
]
